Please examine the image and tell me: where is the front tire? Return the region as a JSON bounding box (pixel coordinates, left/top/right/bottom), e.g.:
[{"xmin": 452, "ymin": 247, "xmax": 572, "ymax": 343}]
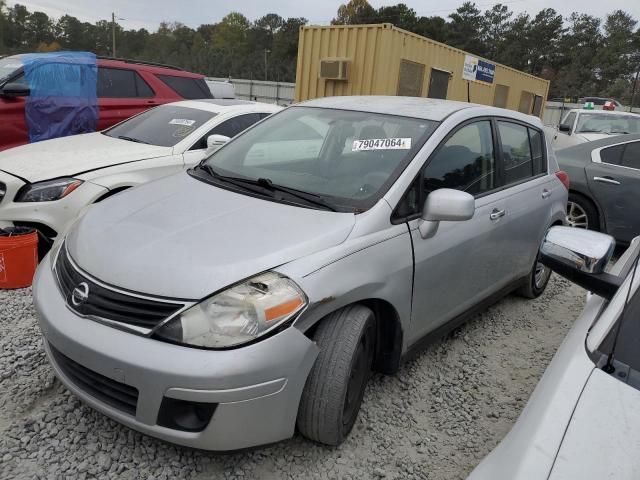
[{"xmin": 297, "ymin": 305, "xmax": 376, "ymax": 446}]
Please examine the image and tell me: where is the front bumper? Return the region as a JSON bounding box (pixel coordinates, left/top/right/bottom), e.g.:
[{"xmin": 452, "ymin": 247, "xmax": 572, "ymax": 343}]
[
  {"xmin": 33, "ymin": 260, "xmax": 319, "ymax": 451},
  {"xmin": 0, "ymin": 171, "xmax": 108, "ymax": 238}
]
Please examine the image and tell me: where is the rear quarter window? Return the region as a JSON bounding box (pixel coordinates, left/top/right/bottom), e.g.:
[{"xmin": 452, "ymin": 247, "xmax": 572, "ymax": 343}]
[{"xmin": 157, "ymin": 75, "xmax": 213, "ymax": 100}]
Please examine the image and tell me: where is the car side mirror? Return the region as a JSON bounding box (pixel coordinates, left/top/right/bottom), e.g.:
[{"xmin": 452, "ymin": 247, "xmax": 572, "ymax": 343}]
[
  {"xmin": 558, "ymin": 123, "xmax": 571, "ymax": 133},
  {"xmin": 540, "ymin": 226, "xmax": 621, "ymax": 299},
  {"xmin": 206, "ymin": 134, "xmax": 231, "ymax": 152},
  {"xmin": 418, "ymin": 188, "xmax": 475, "ymax": 239},
  {"xmin": 1, "ymin": 82, "xmax": 30, "ymax": 98}
]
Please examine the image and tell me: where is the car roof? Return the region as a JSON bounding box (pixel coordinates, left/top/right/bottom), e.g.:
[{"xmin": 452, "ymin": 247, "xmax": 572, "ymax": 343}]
[
  {"xmin": 556, "ymin": 133, "xmax": 640, "ymax": 158},
  {"xmin": 9, "ymin": 53, "xmax": 204, "ymax": 78},
  {"xmin": 161, "ymin": 99, "xmax": 281, "ymax": 114},
  {"xmin": 297, "ymin": 96, "xmax": 539, "ymax": 123},
  {"xmin": 567, "ymin": 108, "xmax": 640, "ymax": 117}
]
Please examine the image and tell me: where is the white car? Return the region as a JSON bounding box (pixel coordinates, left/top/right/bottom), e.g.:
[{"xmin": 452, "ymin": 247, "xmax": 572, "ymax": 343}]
[
  {"xmin": 0, "ymin": 99, "xmax": 281, "ymax": 243},
  {"xmin": 549, "ymin": 108, "xmax": 640, "ymax": 150},
  {"xmin": 469, "ymin": 226, "xmax": 640, "ymax": 480}
]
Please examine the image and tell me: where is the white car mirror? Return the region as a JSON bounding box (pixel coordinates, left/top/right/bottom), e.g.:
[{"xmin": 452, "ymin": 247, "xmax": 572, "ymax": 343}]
[{"xmin": 206, "ymin": 134, "xmax": 231, "ymax": 152}]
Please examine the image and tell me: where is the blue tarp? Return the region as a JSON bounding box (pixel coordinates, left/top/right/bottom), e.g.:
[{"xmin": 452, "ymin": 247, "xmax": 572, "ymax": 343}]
[{"xmin": 22, "ymin": 52, "xmax": 98, "ymax": 143}]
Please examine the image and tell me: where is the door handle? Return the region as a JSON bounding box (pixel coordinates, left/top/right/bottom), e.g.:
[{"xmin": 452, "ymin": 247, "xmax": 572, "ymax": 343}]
[
  {"xmin": 594, "ymin": 176, "xmax": 620, "ymax": 185},
  {"xmin": 490, "ymin": 209, "xmax": 505, "ymax": 220},
  {"xmin": 542, "ymin": 189, "xmax": 551, "ymax": 199}
]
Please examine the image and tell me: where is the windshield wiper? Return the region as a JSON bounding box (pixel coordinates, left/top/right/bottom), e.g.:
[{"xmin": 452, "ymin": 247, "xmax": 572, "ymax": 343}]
[
  {"xmin": 252, "ymin": 178, "xmax": 339, "ymax": 212},
  {"xmin": 578, "ymin": 130, "xmax": 610, "ymax": 134},
  {"xmin": 198, "ymin": 164, "xmax": 277, "ymax": 198},
  {"xmin": 117, "ymin": 135, "xmax": 150, "ymax": 144},
  {"xmin": 197, "ymin": 165, "xmax": 338, "ymax": 212}
]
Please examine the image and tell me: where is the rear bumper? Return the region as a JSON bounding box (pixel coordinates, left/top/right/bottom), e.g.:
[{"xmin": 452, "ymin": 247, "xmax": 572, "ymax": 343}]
[{"xmin": 34, "ymin": 259, "xmax": 319, "ymax": 450}]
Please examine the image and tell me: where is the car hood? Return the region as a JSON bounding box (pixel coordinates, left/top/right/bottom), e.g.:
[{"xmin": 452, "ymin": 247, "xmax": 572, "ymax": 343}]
[
  {"xmin": 574, "ymin": 133, "xmax": 612, "ymax": 143},
  {"xmin": 0, "ymin": 132, "xmax": 171, "ymax": 183},
  {"xmin": 66, "ymin": 172, "xmax": 356, "ymax": 299},
  {"xmin": 548, "ymin": 368, "xmax": 640, "ymax": 479}
]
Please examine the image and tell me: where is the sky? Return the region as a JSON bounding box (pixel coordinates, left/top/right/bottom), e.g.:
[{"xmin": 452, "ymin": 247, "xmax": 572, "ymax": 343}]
[{"xmin": 7, "ymin": 0, "xmax": 640, "ymax": 31}]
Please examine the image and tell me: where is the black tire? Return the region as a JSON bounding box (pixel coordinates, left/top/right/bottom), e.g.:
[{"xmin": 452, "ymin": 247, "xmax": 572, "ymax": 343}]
[
  {"xmin": 297, "ymin": 305, "xmax": 376, "ymax": 446},
  {"xmin": 567, "ymin": 193, "xmax": 599, "ymax": 231},
  {"xmin": 517, "ymin": 254, "xmax": 551, "ymax": 299}
]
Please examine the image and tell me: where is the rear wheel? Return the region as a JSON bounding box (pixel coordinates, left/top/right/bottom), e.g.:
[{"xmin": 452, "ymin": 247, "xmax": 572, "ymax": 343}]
[
  {"xmin": 517, "ymin": 255, "xmax": 551, "ymax": 299},
  {"xmin": 297, "ymin": 305, "xmax": 376, "ymax": 445},
  {"xmin": 567, "ymin": 193, "xmax": 599, "ymax": 231}
]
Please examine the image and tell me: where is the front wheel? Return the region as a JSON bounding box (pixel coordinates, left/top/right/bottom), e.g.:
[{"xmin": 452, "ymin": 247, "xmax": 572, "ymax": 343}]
[{"xmin": 297, "ymin": 305, "xmax": 376, "ymax": 446}]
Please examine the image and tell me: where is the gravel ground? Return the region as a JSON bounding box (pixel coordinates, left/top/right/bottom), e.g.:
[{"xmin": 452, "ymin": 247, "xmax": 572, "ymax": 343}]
[{"xmin": 0, "ymin": 276, "xmax": 585, "ymax": 480}]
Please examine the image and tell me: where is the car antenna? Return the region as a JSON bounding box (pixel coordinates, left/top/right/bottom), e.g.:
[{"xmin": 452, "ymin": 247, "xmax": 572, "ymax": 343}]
[{"xmin": 603, "ymin": 252, "xmax": 640, "ymax": 374}]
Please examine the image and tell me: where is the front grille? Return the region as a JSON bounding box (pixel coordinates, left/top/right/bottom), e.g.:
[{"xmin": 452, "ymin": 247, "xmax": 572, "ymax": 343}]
[
  {"xmin": 0, "ymin": 182, "xmax": 6, "ymax": 204},
  {"xmin": 49, "ymin": 342, "xmax": 139, "ymax": 416},
  {"xmin": 54, "ymin": 246, "xmax": 185, "ymax": 331}
]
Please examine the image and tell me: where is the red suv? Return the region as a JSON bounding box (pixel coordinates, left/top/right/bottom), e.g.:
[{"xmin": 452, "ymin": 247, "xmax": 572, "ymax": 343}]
[{"xmin": 0, "ymin": 55, "xmax": 213, "ymax": 151}]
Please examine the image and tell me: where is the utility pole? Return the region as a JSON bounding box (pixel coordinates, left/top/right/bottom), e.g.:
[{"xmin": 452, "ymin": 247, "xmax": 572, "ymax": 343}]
[
  {"xmin": 264, "ymin": 49, "xmax": 270, "ymax": 81},
  {"xmin": 112, "ymin": 12, "xmax": 116, "ymax": 57},
  {"xmin": 111, "ymin": 13, "xmax": 124, "ymax": 57},
  {"xmin": 630, "ymin": 70, "xmax": 639, "ymax": 113}
]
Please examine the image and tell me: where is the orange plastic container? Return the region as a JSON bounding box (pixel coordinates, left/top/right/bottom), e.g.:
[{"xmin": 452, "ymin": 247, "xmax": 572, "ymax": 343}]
[{"xmin": 0, "ymin": 229, "xmax": 38, "ymax": 289}]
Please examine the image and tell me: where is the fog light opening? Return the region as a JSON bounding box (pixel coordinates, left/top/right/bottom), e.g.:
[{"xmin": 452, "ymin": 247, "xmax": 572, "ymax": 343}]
[{"xmin": 157, "ymin": 397, "xmax": 217, "ymax": 432}]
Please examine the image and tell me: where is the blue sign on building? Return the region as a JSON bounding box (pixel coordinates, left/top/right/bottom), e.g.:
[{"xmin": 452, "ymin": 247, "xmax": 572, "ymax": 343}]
[{"xmin": 476, "ymin": 59, "xmax": 496, "ymax": 84}]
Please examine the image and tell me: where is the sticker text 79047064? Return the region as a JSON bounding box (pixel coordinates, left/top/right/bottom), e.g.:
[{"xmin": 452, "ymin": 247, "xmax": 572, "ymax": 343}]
[{"xmin": 352, "ymin": 138, "xmax": 412, "ymax": 152}]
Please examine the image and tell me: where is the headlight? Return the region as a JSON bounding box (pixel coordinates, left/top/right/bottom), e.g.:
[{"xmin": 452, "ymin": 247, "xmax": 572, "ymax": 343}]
[
  {"xmin": 16, "ymin": 178, "xmax": 83, "ymax": 202},
  {"xmin": 154, "ymin": 272, "xmax": 307, "ymax": 349}
]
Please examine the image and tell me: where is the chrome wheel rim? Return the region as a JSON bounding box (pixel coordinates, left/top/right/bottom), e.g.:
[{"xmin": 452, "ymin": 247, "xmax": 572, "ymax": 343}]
[
  {"xmin": 534, "ymin": 261, "xmax": 549, "ymax": 289},
  {"xmin": 566, "ymin": 201, "xmax": 588, "ymax": 229}
]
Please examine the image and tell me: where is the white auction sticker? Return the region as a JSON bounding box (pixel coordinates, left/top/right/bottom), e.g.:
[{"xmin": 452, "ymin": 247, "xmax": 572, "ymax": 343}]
[
  {"xmin": 169, "ymin": 118, "xmax": 196, "ymax": 126},
  {"xmin": 352, "ymin": 138, "xmax": 412, "ymax": 151}
]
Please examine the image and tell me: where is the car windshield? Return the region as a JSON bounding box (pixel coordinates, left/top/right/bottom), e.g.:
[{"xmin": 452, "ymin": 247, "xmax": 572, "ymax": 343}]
[
  {"xmin": 201, "ymin": 106, "xmax": 438, "ymax": 210},
  {"xmin": 0, "ymin": 56, "xmax": 23, "ymax": 82},
  {"xmin": 103, "ymin": 105, "xmax": 216, "ymax": 147},
  {"xmin": 576, "ymin": 113, "xmax": 640, "ymax": 135}
]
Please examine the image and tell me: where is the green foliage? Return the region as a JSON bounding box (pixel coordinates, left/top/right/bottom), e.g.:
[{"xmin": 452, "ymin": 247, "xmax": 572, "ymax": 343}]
[{"xmin": 0, "ymin": 1, "xmax": 638, "ymax": 102}]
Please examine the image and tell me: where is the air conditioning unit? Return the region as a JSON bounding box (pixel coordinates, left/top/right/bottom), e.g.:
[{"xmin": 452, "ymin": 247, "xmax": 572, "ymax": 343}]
[{"xmin": 319, "ymin": 58, "xmax": 349, "ymax": 81}]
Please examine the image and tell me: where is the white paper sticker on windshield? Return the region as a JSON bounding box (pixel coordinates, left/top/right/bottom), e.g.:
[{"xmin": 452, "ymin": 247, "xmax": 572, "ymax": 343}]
[
  {"xmin": 169, "ymin": 118, "xmax": 196, "ymax": 126},
  {"xmin": 352, "ymin": 138, "xmax": 412, "ymax": 151}
]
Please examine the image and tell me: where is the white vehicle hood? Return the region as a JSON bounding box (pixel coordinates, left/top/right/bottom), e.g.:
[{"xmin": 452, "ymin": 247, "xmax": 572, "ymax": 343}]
[
  {"xmin": 549, "ymin": 368, "xmax": 640, "ymax": 479},
  {"xmin": 66, "ymin": 172, "xmax": 356, "ymax": 299},
  {"xmin": 574, "ymin": 133, "xmax": 612, "ymax": 143},
  {"xmin": 0, "ymin": 132, "xmax": 172, "ymax": 183}
]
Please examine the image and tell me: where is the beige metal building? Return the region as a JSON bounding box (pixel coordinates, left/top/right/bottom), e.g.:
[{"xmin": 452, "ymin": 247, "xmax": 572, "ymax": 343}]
[{"xmin": 294, "ymin": 23, "xmax": 549, "ymax": 118}]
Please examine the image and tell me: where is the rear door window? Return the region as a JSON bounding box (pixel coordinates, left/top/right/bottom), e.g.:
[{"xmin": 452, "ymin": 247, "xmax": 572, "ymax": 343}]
[
  {"xmin": 157, "ymin": 75, "xmax": 213, "ymax": 99},
  {"xmin": 622, "ymin": 142, "xmax": 640, "ymax": 170},
  {"xmin": 497, "ymin": 121, "xmax": 534, "ymax": 185},
  {"xmin": 529, "ymin": 128, "xmax": 546, "ymax": 175},
  {"xmin": 600, "ymin": 144, "xmax": 625, "ymax": 166},
  {"xmin": 98, "ymin": 68, "xmax": 154, "ymax": 98}
]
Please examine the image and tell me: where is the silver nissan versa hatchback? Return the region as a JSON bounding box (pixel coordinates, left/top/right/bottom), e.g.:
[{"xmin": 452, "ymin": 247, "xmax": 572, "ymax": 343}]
[{"xmin": 34, "ymin": 96, "xmax": 568, "ymax": 450}]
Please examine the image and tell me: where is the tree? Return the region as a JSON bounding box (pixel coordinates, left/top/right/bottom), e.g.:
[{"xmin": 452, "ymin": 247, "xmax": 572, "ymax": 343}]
[
  {"xmin": 447, "ymin": 2, "xmax": 485, "ymax": 56},
  {"xmin": 376, "ymin": 4, "xmax": 417, "ymax": 31},
  {"xmin": 414, "ymin": 16, "xmax": 448, "ymax": 43},
  {"xmin": 481, "ymin": 4, "xmax": 512, "ymax": 60},
  {"xmin": 597, "ymin": 10, "xmax": 637, "ymax": 93},
  {"xmin": 552, "ymin": 13, "xmax": 603, "ymax": 97},
  {"xmin": 332, "ymin": 0, "xmax": 376, "ymax": 25},
  {"xmin": 526, "ymin": 8, "xmax": 564, "ymax": 75}
]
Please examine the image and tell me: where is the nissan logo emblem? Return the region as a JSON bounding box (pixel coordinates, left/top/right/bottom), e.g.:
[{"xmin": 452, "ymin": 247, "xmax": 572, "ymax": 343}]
[{"xmin": 71, "ymin": 282, "xmax": 90, "ymax": 306}]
